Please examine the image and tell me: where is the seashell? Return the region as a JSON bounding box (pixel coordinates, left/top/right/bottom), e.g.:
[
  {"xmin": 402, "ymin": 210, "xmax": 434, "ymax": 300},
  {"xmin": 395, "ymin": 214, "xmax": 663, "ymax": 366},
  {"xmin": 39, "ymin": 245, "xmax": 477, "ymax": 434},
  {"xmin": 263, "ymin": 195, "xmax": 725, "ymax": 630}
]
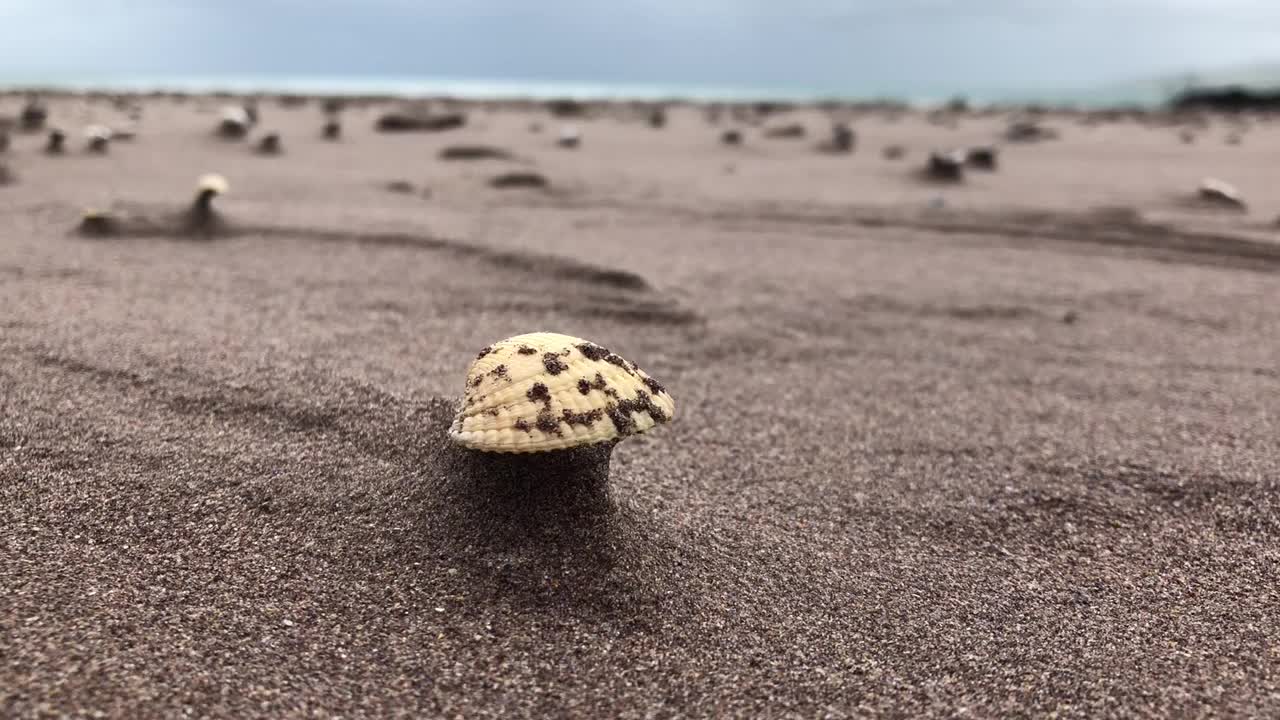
[
  {"xmin": 221, "ymin": 105, "xmax": 251, "ymax": 126},
  {"xmin": 1197, "ymin": 177, "xmax": 1245, "ymax": 210},
  {"xmin": 450, "ymin": 332, "xmax": 675, "ymax": 453},
  {"xmin": 557, "ymin": 125, "xmax": 581, "ymax": 149},
  {"xmin": 255, "ymin": 132, "xmax": 282, "ymax": 154},
  {"xmin": 924, "ymin": 150, "xmax": 965, "ymax": 182},
  {"xmin": 46, "ymin": 129, "xmax": 66, "ymax": 154},
  {"xmin": 84, "ymin": 125, "xmax": 112, "ymax": 153},
  {"xmin": 78, "ymin": 208, "xmax": 119, "ymax": 236},
  {"xmin": 965, "ymin": 145, "xmax": 998, "ymax": 170},
  {"xmin": 197, "ymin": 173, "xmax": 229, "ymax": 196},
  {"xmin": 217, "ymin": 106, "xmax": 252, "ymax": 139}
]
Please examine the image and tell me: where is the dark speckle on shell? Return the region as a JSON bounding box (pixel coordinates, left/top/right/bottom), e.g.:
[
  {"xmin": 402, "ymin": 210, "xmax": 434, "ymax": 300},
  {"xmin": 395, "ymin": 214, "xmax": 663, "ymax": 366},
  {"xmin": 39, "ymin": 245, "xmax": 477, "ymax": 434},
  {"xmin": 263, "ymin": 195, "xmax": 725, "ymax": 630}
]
[
  {"xmin": 642, "ymin": 375, "xmax": 666, "ymax": 396},
  {"xmin": 543, "ymin": 353, "xmax": 569, "ymax": 375},
  {"xmin": 562, "ymin": 408, "xmax": 604, "ymax": 427},
  {"xmin": 577, "ymin": 373, "xmax": 610, "ymax": 396},
  {"xmin": 576, "ymin": 343, "xmax": 611, "ymax": 361},
  {"xmin": 605, "ymin": 390, "xmax": 667, "ymax": 436},
  {"xmin": 535, "ymin": 410, "xmax": 562, "ymax": 435},
  {"xmin": 527, "ymin": 382, "xmax": 552, "ymax": 407},
  {"xmin": 604, "ymin": 353, "xmax": 636, "ymax": 374}
]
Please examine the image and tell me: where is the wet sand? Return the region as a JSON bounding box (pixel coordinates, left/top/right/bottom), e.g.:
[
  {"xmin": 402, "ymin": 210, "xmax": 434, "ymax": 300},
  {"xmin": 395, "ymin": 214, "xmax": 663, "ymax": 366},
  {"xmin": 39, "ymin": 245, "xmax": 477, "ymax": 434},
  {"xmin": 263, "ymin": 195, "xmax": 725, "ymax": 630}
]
[{"xmin": 2, "ymin": 95, "xmax": 1279, "ymax": 718}]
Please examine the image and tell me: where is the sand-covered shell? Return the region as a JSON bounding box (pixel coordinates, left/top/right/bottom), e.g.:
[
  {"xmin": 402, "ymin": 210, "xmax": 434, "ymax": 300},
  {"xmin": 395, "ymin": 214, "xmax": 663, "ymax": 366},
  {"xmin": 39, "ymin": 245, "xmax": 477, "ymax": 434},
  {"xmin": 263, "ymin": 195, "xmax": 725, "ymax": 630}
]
[{"xmin": 450, "ymin": 332, "xmax": 675, "ymax": 453}]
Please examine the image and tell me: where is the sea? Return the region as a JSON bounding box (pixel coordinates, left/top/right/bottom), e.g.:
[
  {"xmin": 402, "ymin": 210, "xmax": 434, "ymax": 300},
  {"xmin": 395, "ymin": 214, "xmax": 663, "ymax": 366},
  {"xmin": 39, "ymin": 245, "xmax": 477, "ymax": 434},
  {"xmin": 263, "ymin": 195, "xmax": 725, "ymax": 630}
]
[{"xmin": 0, "ymin": 73, "xmax": 1190, "ymax": 109}]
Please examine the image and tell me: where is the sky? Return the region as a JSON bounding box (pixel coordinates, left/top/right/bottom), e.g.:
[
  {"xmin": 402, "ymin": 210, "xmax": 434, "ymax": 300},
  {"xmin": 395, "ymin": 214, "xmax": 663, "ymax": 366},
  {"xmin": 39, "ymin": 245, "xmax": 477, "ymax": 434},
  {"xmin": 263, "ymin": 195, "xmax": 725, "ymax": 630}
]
[{"xmin": 2, "ymin": 0, "xmax": 1280, "ymax": 96}]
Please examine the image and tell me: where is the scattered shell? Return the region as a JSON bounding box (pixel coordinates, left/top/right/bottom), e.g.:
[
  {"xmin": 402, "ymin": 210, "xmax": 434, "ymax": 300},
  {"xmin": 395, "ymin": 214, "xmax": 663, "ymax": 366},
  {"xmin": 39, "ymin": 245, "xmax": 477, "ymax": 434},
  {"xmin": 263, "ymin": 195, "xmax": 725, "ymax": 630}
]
[
  {"xmin": 965, "ymin": 145, "xmax": 998, "ymax": 170},
  {"xmin": 221, "ymin": 105, "xmax": 251, "ymax": 126},
  {"xmin": 85, "ymin": 125, "xmax": 112, "ymax": 153},
  {"xmin": 923, "ymin": 150, "xmax": 965, "ymax": 182},
  {"xmin": 20, "ymin": 100, "xmax": 47, "ymax": 132},
  {"xmin": 764, "ymin": 123, "xmax": 806, "ymax": 139},
  {"xmin": 449, "ymin": 332, "xmax": 675, "ymax": 453},
  {"xmin": 197, "ymin": 173, "xmax": 230, "ymax": 196},
  {"xmin": 376, "ymin": 110, "xmax": 466, "ymax": 133},
  {"xmin": 111, "ymin": 124, "xmax": 138, "ymax": 141},
  {"xmin": 217, "ymin": 106, "xmax": 252, "ymax": 138},
  {"xmin": 557, "ymin": 126, "xmax": 581, "ymax": 149},
  {"xmin": 489, "ymin": 171, "xmax": 549, "ymax": 190},
  {"xmin": 439, "ymin": 144, "xmax": 515, "ymax": 161},
  {"xmin": 547, "ymin": 99, "xmax": 586, "ymax": 117},
  {"xmin": 1005, "ymin": 120, "xmax": 1058, "ymax": 143},
  {"xmin": 78, "ymin": 208, "xmax": 120, "ymax": 236},
  {"xmin": 1197, "ymin": 178, "xmax": 1246, "ymax": 210},
  {"xmin": 820, "ymin": 123, "xmax": 855, "ymax": 153},
  {"xmin": 46, "ymin": 129, "xmax": 66, "ymax": 154},
  {"xmin": 255, "ymin": 133, "xmax": 282, "ymax": 154}
]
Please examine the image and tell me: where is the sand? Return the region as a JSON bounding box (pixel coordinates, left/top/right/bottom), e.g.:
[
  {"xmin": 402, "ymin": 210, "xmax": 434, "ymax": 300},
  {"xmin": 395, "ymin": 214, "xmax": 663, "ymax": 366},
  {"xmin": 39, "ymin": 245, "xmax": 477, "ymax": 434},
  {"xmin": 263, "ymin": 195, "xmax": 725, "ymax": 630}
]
[{"xmin": 1, "ymin": 94, "xmax": 1279, "ymax": 718}]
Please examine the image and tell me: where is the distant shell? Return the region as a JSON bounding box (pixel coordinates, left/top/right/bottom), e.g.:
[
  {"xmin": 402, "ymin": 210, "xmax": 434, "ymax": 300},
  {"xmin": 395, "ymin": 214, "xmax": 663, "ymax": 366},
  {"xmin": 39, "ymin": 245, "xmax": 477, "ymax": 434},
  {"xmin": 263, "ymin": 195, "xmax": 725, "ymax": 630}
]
[
  {"xmin": 1198, "ymin": 177, "xmax": 1245, "ymax": 209},
  {"xmin": 449, "ymin": 332, "xmax": 675, "ymax": 453},
  {"xmin": 78, "ymin": 208, "xmax": 119, "ymax": 236},
  {"xmin": 1200, "ymin": 177, "xmax": 1240, "ymax": 197},
  {"xmin": 198, "ymin": 173, "xmax": 229, "ymax": 195},
  {"xmin": 85, "ymin": 124, "xmax": 113, "ymax": 140},
  {"xmin": 221, "ymin": 106, "xmax": 250, "ymax": 125}
]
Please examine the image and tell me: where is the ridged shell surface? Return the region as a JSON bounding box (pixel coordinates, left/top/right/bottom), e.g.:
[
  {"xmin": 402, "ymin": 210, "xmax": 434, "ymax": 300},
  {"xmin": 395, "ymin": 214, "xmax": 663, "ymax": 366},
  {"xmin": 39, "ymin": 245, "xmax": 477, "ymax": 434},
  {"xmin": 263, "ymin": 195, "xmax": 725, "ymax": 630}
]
[{"xmin": 449, "ymin": 332, "xmax": 675, "ymax": 453}]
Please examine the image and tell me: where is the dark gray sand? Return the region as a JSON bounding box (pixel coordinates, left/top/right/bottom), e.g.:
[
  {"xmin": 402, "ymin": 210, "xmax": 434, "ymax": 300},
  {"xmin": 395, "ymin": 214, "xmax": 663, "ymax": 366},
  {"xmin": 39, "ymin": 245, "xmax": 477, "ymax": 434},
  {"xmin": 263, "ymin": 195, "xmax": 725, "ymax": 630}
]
[{"xmin": 2, "ymin": 96, "xmax": 1280, "ymax": 718}]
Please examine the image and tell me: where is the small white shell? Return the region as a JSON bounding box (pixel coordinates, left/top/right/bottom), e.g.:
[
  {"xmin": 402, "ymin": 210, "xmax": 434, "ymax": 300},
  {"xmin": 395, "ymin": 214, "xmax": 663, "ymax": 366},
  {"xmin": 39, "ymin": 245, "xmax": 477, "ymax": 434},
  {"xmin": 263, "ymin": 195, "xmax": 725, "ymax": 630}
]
[
  {"xmin": 1198, "ymin": 177, "xmax": 1244, "ymax": 206},
  {"xmin": 449, "ymin": 332, "xmax": 675, "ymax": 453},
  {"xmin": 198, "ymin": 173, "xmax": 229, "ymax": 195},
  {"xmin": 85, "ymin": 124, "xmax": 113, "ymax": 140}
]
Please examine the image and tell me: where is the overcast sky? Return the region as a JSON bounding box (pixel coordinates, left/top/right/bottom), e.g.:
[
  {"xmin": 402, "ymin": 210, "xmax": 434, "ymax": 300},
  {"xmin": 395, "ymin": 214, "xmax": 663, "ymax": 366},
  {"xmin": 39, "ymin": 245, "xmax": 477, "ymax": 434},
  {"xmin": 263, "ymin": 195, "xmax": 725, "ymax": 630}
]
[{"xmin": 2, "ymin": 1, "xmax": 1279, "ymax": 94}]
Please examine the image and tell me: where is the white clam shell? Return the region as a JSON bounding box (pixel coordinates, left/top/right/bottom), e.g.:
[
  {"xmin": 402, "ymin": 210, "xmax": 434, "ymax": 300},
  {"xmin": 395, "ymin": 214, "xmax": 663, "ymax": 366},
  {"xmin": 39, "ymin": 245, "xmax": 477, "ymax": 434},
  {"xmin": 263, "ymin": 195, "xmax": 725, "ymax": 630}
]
[{"xmin": 449, "ymin": 332, "xmax": 675, "ymax": 453}]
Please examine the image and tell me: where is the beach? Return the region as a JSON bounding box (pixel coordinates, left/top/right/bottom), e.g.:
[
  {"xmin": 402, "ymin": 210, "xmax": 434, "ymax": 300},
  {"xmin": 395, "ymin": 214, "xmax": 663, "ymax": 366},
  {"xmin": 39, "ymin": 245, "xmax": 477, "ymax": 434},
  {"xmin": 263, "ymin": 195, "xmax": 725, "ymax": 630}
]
[{"xmin": 2, "ymin": 93, "xmax": 1279, "ymax": 718}]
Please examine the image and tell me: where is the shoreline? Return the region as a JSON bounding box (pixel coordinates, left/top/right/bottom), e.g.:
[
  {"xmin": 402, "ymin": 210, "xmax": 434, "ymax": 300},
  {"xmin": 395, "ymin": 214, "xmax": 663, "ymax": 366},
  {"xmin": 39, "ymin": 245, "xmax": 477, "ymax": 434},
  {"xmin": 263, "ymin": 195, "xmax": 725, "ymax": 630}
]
[{"xmin": 0, "ymin": 76, "xmax": 1169, "ymax": 111}]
